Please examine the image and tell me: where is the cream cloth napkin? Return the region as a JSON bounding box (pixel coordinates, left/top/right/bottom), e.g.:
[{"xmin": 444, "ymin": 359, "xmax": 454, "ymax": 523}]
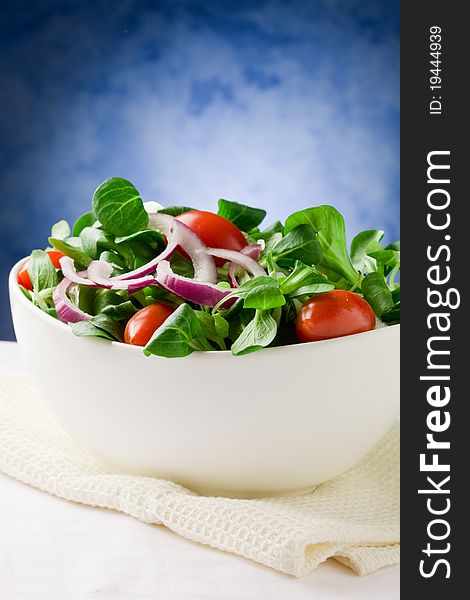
[{"xmin": 0, "ymin": 373, "xmax": 399, "ymax": 577}]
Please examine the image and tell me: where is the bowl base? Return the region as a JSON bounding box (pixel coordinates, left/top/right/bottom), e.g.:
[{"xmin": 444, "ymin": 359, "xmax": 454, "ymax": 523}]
[{"xmin": 192, "ymin": 484, "xmax": 318, "ymax": 499}]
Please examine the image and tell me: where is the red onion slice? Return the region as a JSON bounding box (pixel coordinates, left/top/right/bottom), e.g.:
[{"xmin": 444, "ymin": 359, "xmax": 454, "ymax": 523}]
[
  {"xmin": 111, "ymin": 213, "xmax": 178, "ymax": 281},
  {"xmin": 240, "ymin": 243, "xmax": 264, "ymax": 261},
  {"xmin": 53, "ymin": 278, "xmax": 92, "ymax": 324},
  {"xmin": 148, "ymin": 212, "xmax": 174, "ymax": 236},
  {"xmin": 86, "ymin": 260, "xmax": 116, "ymax": 287},
  {"xmin": 227, "ymin": 244, "xmax": 264, "ymax": 287},
  {"xmin": 59, "ymin": 256, "xmax": 98, "ymax": 287},
  {"xmin": 87, "ymin": 260, "xmax": 157, "ymax": 293},
  {"xmin": 171, "ymin": 220, "xmax": 218, "ymax": 283},
  {"xmin": 125, "ymin": 277, "xmax": 158, "ymax": 295},
  {"xmin": 205, "ymin": 247, "xmax": 265, "ymax": 277},
  {"xmin": 114, "ymin": 241, "xmax": 177, "ymax": 281},
  {"xmin": 116, "ymin": 211, "xmax": 218, "ymax": 283},
  {"xmin": 149, "ymin": 213, "xmax": 218, "ymax": 283},
  {"xmin": 228, "ymin": 265, "xmax": 239, "ymax": 288},
  {"xmin": 60, "ymin": 256, "xmax": 157, "ymax": 294},
  {"xmin": 156, "ymin": 261, "xmax": 236, "ymax": 308}
]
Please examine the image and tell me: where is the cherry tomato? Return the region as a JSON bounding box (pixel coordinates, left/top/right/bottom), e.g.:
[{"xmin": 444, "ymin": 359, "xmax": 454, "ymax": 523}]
[
  {"xmin": 17, "ymin": 250, "xmax": 66, "ymax": 291},
  {"xmin": 176, "ymin": 210, "xmax": 247, "ymax": 266},
  {"xmin": 17, "ymin": 268, "xmax": 32, "ymax": 291},
  {"xmin": 124, "ymin": 303, "xmax": 175, "ymax": 346},
  {"xmin": 47, "ymin": 250, "xmax": 65, "ymax": 269},
  {"xmin": 296, "ymin": 290, "xmax": 375, "ymax": 343}
]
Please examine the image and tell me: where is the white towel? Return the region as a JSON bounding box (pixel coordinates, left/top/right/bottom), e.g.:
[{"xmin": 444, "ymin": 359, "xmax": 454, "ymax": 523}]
[{"xmin": 0, "ymin": 373, "xmax": 399, "ymax": 577}]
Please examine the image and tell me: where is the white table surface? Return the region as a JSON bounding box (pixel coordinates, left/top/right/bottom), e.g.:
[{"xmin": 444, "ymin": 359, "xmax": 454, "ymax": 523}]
[{"xmin": 0, "ymin": 340, "xmax": 399, "ymax": 599}]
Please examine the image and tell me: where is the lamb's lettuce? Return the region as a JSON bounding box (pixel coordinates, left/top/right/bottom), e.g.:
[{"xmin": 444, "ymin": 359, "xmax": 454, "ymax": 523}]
[
  {"xmin": 144, "ymin": 303, "xmax": 214, "ymax": 358},
  {"xmin": 92, "ymin": 177, "xmax": 148, "ymax": 236},
  {"xmin": 285, "ymin": 206, "xmax": 359, "ymax": 284},
  {"xmin": 231, "ymin": 310, "xmax": 277, "ymax": 356},
  {"xmin": 217, "ymin": 199, "xmax": 266, "ymax": 231},
  {"xmin": 28, "ymin": 250, "xmax": 58, "ymax": 292}
]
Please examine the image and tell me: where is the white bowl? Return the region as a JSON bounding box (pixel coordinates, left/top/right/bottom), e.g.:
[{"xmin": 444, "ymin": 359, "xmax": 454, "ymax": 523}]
[{"xmin": 9, "ymin": 258, "xmax": 399, "ymax": 498}]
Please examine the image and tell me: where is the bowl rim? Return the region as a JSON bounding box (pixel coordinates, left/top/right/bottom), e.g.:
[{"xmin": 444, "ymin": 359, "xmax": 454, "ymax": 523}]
[{"xmin": 9, "ymin": 256, "xmax": 400, "ymax": 358}]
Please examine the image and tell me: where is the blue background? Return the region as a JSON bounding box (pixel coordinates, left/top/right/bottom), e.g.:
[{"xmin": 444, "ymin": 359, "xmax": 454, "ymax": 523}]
[{"xmin": 0, "ymin": 0, "xmax": 399, "ymax": 340}]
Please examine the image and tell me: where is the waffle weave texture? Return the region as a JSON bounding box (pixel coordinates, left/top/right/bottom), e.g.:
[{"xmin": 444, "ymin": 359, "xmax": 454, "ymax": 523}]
[{"xmin": 0, "ymin": 373, "xmax": 399, "ymax": 577}]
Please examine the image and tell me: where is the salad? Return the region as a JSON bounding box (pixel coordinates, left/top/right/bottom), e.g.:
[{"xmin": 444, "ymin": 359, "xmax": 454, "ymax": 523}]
[{"xmin": 17, "ymin": 178, "xmax": 400, "ymax": 357}]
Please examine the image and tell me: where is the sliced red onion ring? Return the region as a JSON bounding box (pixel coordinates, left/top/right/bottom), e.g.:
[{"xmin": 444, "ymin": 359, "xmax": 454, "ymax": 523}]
[
  {"xmin": 114, "ymin": 242, "xmax": 176, "ymax": 280},
  {"xmin": 126, "ymin": 277, "xmax": 158, "ymax": 295},
  {"xmin": 87, "ymin": 260, "xmax": 157, "ymax": 293},
  {"xmin": 205, "ymin": 247, "xmax": 265, "ymax": 277},
  {"xmin": 227, "ymin": 244, "xmax": 264, "ymax": 287},
  {"xmin": 86, "ymin": 260, "xmax": 115, "ymax": 286},
  {"xmin": 112, "ymin": 212, "xmax": 217, "ymax": 283},
  {"xmin": 53, "ymin": 277, "xmax": 91, "ymax": 324},
  {"xmin": 228, "ymin": 265, "xmax": 239, "ymax": 288},
  {"xmin": 171, "ymin": 220, "xmax": 218, "ymax": 283},
  {"xmin": 156, "ymin": 261, "xmax": 236, "ymax": 308},
  {"xmin": 59, "ymin": 256, "xmax": 98, "ymax": 287},
  {"xmin": 60, "ymin": 255, "xmax": 157, "ymax": 294},
  {"xmin": 147, "ymin": 211, "xmax": 174, "ymax": 236},
  {"xmin": 149, "ymin": 213, "xmax": 218, "ymax": 283},
  {"xmin": 241, "ymin": 243, "xmax": 264, "ymax": 260}
]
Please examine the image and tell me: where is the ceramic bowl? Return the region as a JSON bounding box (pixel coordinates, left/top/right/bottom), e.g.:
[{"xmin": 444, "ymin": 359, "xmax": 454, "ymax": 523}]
[{"xmin": 9, "ymin": 258, "xmax": 399, "ymax": 497}]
